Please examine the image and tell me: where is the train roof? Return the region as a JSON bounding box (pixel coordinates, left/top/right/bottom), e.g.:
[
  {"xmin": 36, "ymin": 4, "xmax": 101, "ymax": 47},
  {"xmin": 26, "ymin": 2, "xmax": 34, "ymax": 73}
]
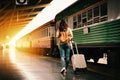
[{"xmin": 55, "ymin": 0, "xmax": 102, "ymax": 21}]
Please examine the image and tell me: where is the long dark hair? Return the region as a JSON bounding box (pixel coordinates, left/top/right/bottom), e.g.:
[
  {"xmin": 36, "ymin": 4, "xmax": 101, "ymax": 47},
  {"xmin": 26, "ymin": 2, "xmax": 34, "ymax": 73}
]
[{"xmin": 59, "ymin": 20, "xmax": 68, "ymax": 32}]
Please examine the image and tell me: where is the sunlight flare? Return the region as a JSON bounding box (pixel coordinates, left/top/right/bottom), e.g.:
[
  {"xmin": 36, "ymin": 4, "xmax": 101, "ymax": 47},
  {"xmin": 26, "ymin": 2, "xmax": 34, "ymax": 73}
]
[{"xmin": 8, "ymin": 0, "xmax": 77, "ymax": 45}]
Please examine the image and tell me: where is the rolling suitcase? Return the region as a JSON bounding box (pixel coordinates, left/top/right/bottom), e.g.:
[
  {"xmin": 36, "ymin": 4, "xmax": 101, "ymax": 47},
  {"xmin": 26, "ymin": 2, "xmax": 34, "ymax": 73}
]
[{"xmin": 71, "ymin": 42, "xmax": 87, "ymax": 72}]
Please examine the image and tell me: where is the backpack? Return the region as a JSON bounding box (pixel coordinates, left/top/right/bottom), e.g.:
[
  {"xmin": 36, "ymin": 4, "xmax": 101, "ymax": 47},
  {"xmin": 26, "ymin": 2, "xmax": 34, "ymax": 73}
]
[{"xmin": 59, "ymin": 29, "xmax": 69, "ymax": 44}]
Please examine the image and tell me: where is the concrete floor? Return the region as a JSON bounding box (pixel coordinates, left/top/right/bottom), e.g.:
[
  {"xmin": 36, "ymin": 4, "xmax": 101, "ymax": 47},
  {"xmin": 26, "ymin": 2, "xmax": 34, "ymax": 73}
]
[{"xmin": 0, "ymin": 48, "xmax": 117, "ymax": 80}]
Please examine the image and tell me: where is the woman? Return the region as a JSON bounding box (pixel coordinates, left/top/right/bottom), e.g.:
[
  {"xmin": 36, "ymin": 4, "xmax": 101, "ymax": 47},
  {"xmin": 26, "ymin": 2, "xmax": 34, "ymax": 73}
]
[{"xmin": 56, "ymin": 20, "xmax": 73, "ymax": 74}]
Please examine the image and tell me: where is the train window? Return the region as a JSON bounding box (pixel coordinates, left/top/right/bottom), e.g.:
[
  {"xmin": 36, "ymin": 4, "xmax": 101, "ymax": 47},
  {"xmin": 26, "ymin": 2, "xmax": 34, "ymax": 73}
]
[
  {"xmin": 93, "ymin": 6, "xmax": 99, "ymax": 17},
  {"xmin": 72, "ymin": 2, "xmax": 108, "ymax": 29},
  {"xmin": 81, "ymin": 12, "xmax": 87, "ymax": 27},
  {"xmin": 82, "ymin": 18, "xmax": 87, "ymax": 26},
  {"xmin": 100, "ymin": 17, "xmax": 108, "ymax": 22},
  {"xmin": 73, "ymin": 16, "xmax": 76, "ymax": 21},
  {"xmin": 82, "ymin": 18, "xmax": 87, "ymax": 23},
  {"xmin": 39, "ymin": 28, "xmax": 49, "ymax": 38},
  {"xmin": 93, "ymin": 6, "xmax": 100, "ymax": 24},
  {"xmin": 100, "ymin": 2, "xmax": 108, "ymax": 22},
  {"xmin": 49, "ymin": 27, "xmax": 55, "ymax": 37},
  {"xmin": 73, "ymin": 16, "xmax": 78, "ymax": 28},
  {"xmin": 78, "ymin": 14, "xmax": 81, "ymax": 23},
  {"xmin": 87, "ymin": 20, "xmax": 93, "ymax": 25},
  {"xmin": 82, "ymin": 12, "xmax": 87, "ymax": 18},
  {"xmin": 94, "ymin": 17, "xmax": 100, "ymax": 23},
  {"xmin": 73, "ymin": 22, "xmax": 77, "ymax": 29},
  {"xmin": 100, "ymin": 3, "xmax": 107, "ymax": 16},
  {"xmin": 77, "ymin": 14, "xmax": 82, "ymax": 27},
  {"xmin": 88, "ymin": 9, "xmax": 93, "ymax": 20}
]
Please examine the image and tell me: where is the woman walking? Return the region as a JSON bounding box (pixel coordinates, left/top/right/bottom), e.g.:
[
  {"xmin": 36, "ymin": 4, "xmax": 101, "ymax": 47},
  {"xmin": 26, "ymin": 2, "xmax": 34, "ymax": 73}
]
[{"xmin": 56, "ymin": 20, "xmax": 73, "ymax": 74}]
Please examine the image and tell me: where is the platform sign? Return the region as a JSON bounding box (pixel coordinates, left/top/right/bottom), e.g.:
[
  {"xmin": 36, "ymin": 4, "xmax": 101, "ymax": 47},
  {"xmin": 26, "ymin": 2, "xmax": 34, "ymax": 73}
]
[{"xmin": 16, "ymin": 0, "xmax": 28, "ymax": 5}]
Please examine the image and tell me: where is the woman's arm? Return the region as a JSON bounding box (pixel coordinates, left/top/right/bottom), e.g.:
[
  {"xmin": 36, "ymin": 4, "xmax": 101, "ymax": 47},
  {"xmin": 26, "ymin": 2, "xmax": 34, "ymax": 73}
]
[
  {"xmin": 68, "ymin": 28, "xmax": 73, "ymax": 40},
  {"xmin": 56, "ymin": 30, "xmax": 60, "ymax": 38}
]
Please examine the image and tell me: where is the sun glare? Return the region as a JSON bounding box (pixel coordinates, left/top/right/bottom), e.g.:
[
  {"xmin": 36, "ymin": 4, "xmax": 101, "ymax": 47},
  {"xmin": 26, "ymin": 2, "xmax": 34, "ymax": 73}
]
[{"xmin": 8, "ymin": 0, "xmax": 77, "ymax": 45}]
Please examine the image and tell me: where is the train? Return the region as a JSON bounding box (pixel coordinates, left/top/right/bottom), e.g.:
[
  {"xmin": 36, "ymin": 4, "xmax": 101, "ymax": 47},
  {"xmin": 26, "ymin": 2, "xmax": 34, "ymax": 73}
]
[
  {"xmin": 55, "ymin": 0, "xmax": 120, "ymax": 67},
  {"xmin": 16, "ymin": 0, "xmax": 120, "ymax": 68},
  {"xmin": 16, "ymin": 21, "xmax": 55, "ymax": 56}
]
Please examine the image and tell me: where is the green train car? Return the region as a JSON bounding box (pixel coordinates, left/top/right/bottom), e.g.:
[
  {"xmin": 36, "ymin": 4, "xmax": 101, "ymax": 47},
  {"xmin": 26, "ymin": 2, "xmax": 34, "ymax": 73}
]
[{"xmin": 55, "ymin": 0, "xmax": 120, "ymax": 67}]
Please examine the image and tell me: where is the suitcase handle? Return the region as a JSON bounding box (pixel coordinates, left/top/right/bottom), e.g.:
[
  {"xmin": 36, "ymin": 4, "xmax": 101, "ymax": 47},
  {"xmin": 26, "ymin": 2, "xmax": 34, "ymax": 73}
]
[{"xmin": 71, "ymin": 41, "xmax": 79, "ymax": 55}]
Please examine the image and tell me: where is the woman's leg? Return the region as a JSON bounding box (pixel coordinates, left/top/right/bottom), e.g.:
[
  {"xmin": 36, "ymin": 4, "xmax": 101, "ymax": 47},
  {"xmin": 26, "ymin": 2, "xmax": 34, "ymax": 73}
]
[
  {"xmin": 65, "ymin": 43, "xmax": 71, "ymax": 69},
  {"xmin": 59, "ymin": 44, "xmax": 66, "ymax": 68}
]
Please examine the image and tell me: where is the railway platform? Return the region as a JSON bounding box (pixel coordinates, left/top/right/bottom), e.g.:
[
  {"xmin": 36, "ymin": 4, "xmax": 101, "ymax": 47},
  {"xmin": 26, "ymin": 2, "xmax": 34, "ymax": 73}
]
[{"xmin": 0, "ymin": 48, "xmax": 119, "ymax": 80}]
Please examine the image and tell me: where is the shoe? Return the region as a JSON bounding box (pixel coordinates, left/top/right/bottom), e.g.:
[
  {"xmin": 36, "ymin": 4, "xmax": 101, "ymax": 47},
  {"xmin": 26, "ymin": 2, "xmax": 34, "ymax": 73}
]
[
  {"xmin": 60, "ymin": 67, "xmax": 65, "ymax": 73},
  {"xmin": 60, "ymin": 67, "xmax": 67, "ymax": 74}
]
